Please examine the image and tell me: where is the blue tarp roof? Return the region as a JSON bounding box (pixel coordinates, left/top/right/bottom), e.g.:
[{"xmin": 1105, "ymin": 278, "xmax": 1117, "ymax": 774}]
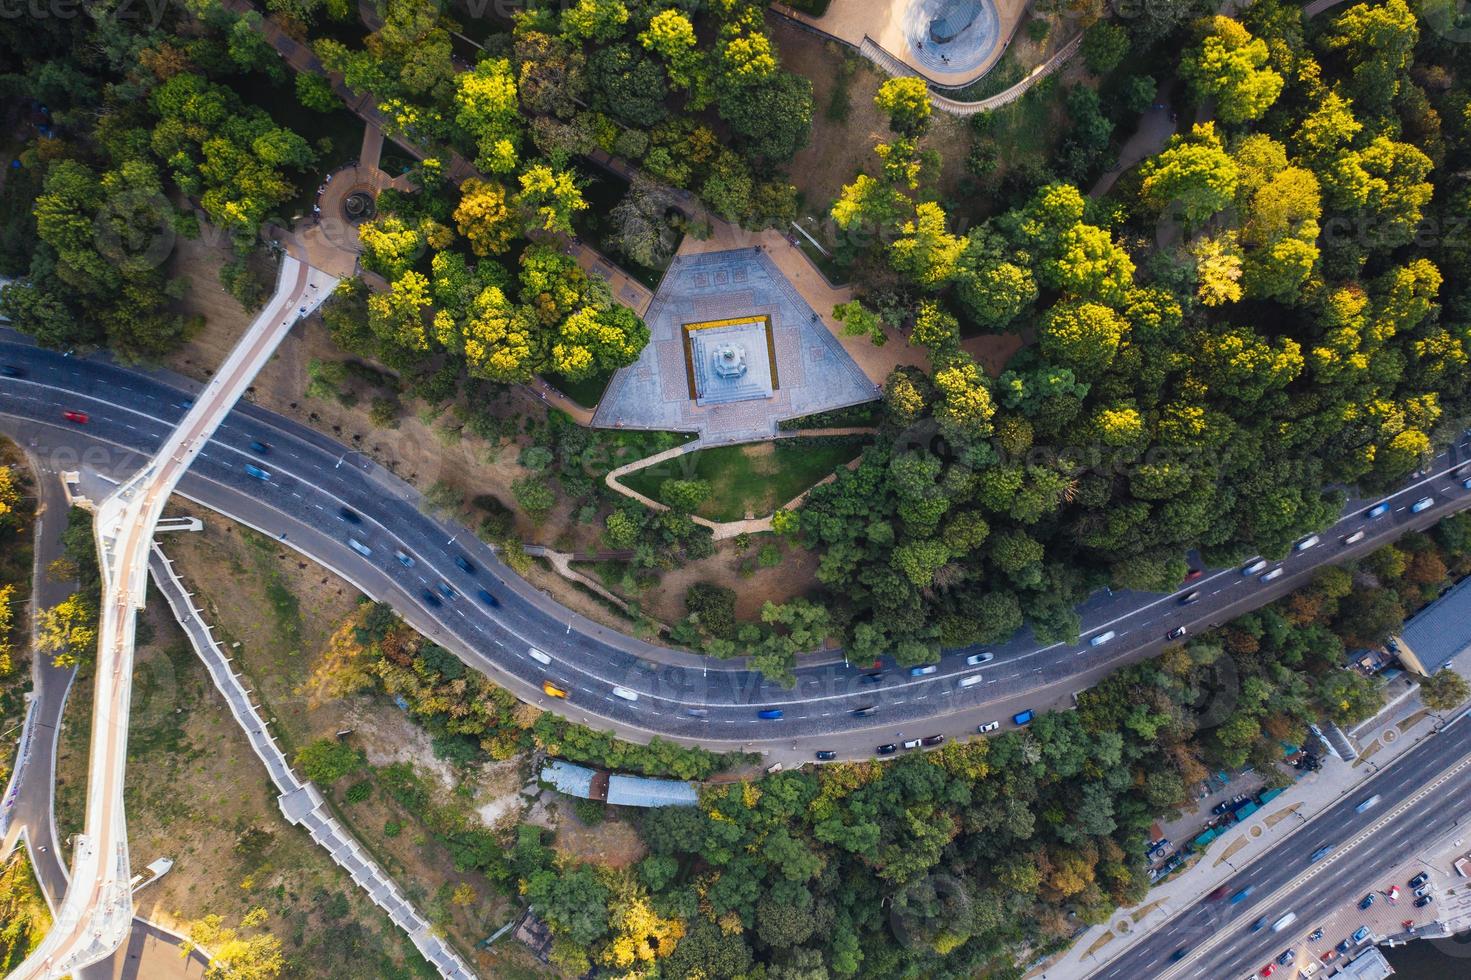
[
  {"xmin": 607, "ymin": 774, "xmax": 698, "ymax": 808},
  {"xmin": 541, "ymin": 760, "xmax": 596, "ymax": 799}
]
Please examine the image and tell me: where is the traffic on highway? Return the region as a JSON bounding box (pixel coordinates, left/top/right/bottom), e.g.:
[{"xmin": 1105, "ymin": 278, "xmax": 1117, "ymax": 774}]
[{"xmin": 5, "ymin": 336, "xmax": 1471, "ymax": 757}]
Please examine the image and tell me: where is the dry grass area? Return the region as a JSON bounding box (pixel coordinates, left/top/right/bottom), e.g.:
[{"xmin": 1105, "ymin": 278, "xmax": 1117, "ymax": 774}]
[
  {"xmin": 773, "ymin": 21, "xmax": 972, "ymax": 226},
  {"xmin": 1213, "ymin": 834, "xmax": 1249, "ymax": 867},
  {"xmin": 1264, "ymin": 802, "xmax": 1302, "ymax": 829}
]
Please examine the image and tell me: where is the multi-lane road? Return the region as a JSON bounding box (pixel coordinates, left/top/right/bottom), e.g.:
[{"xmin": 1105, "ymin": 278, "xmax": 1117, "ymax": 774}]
[
  {"xmin": 4, "ymin": 333, "xmax": 1471, "ymax": 758},
  {"xmin": 1093, "ymin": 713, "xmax": 1471, "ymax": 980}
]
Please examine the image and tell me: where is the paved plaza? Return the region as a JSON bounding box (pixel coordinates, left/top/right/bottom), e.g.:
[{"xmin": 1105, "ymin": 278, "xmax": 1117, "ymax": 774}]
[{"xmin": 592, "ymin": 249, "xmax": 878, "ymax": 445}]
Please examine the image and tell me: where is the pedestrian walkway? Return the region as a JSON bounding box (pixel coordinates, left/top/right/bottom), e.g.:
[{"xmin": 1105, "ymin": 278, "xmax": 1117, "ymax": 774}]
[
  {"xmin": 147, "ymin": 543, "xmax": 477, "ymax": 980},
  {"xmin": 1041, "ymin": 665, "xmax": 1471, "ymax": 980}
]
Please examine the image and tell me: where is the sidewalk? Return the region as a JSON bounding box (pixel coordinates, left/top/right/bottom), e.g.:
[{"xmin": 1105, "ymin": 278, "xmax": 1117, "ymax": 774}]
[{"xmin": 1041, "ymin": 667, "xmax": 1468, "ymax": 980}]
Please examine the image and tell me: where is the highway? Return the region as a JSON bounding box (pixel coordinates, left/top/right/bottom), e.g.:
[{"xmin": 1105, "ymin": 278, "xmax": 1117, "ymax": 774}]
[
  {"xmin": 1093, "ymin": 715, "xmax": 1471, "ymax": 980},
  {"xmin": 3, "ymin": 335, "xmax": 1471, "ymax": 759}
]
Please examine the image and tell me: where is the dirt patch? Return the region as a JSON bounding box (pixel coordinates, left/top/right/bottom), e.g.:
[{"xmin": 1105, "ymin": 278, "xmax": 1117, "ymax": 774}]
[
  {"xmin": 1214, "ymin": 834, "xmax": 1249, "ymax": 867},
  {"xmin": 1265, "ymin": 803, "xmax": 1303, "ymax": 829},
  {"xmin": 962, "ymin": 331, "xmax": 1029, "ymax": 378},
  {"xmin": 1130, "ymin": 900, "xmax": 1163, "ymax": 923},
  {"xmin": 1398, "ymin": 709, "xmax": 1430, "ymax": 733},
  {"xmin": 1354, "ymin": 738, "xmax": 1384, "ymax": 767},
  {"xmin": 545, "ymin": 800, "xmax": 648, "ymax": 870},
  {"xmin": 1084, "ymin": 928, "xmax": 1115, "ymax": 958}
]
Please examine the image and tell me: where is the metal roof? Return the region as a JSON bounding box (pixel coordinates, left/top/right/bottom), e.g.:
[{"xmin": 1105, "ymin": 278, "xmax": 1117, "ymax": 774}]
[
  {"xmin": 1398, "ymin": 576, "xmax": 1471, "ymax": 673},
  {"xmin": 1338, "ymin": 946, "xmax": 1393, "ymax": 980},
  {"xmin": 540, "ymin": 760, "xmax": 597, "ymax": 799},
  {"xmin": 607, "ymin": 774, "xmax": 698, "ymax": 808}
]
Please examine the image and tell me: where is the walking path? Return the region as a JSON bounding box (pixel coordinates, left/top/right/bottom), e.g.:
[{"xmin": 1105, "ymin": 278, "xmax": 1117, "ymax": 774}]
[
  {"xmin": 147, "ymin": 543, "xmax": 476, "ymax": 980},
  {"xmin": 1042, "ymin": 649, "xmax": 1471, "ymax": 980}
]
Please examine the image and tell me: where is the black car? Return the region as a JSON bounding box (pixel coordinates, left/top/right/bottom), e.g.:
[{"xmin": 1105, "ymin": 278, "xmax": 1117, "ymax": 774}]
[
  {"xmin": 420, "ymin": 588, "xmax": 442, "ymax": 608},
  {"xmin": 1178, "ymin": 590, "xmax": 1201, "ymax": 604},
  {"xmin": 1166, "ymin": 626, "xmax": 1187, "ymax": 640},
  {"xmin": 248, "ymin": 440, "xmax": 270, "ymax": 454},
  {"xmin": 1169, "ymin": 948, "xmax": 1187, "ymax": 963},
  {"xmin": 877, "ymin": 743, "xmax": 897, "ymax": 755},
  {"xmin": 339, "ymin": 507, "xmax": 362, "ymax": 524},
  {"xmin": 815, "ymin": 750, "xmax": 837, "ymax": 761},
  {"xmin": 1410, "ymin": 872, "xmax": 1430, "ymax": 889},
  {"xmin": 1, "ymin": 364, "xmax": 24, "ymax": 378},
  {"xmin": 436, "ymin": 581, "xmax": 457, "ymax": 600},
  {"xmin": 476, "ymin": 588, "xmax": 499, "ymax": 607},
  {"xmin": 454, "ymin": 555, "xmax": 475, "ymax": 574},
  {"xmin": 922, "ymin": 734, "xmax": 945, "ymax": 746},
  {"xmin": 861, "ymin": 671, "xmax": 884, "ymax": 683},
  {"xmin": 852, "ymin": 705, "xmax": 877, "ymax": 717},
  {"xmin": 1415, "ymin": 895, "xmax": 1434, "ymax": 908}
]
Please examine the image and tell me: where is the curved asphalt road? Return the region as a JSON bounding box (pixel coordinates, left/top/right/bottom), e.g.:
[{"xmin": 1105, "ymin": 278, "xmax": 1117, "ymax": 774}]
[
  {"xmin": 4, "ymin": 336, "xmax": 1471, "ymax": 758},
  {"xmin": 1094, "ymin": 715, "xmax": 1471, "ymax": 980}
]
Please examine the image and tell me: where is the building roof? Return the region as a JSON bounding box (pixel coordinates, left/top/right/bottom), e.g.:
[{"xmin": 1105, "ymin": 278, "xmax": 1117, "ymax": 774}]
[
  {"xmin": 1338, "ymin": 946, "xmax": 1394, "ymax": 980},
  {"xmin": 541, "ymin": 760, "xmax": 597, "ymax": 799},
  {"xmin": 1397, "ymin": 577, "xmax": 1471, "ymax": 673},
  {"xmin": 607, "ymin": 774, "xmax": 699, "ymax": 808}
]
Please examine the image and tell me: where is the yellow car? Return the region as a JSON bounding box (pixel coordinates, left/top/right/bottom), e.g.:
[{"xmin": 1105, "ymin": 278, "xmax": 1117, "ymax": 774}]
[{"xmin": 542, "ymin": 680, "xmax": 568, "ymax": 699}]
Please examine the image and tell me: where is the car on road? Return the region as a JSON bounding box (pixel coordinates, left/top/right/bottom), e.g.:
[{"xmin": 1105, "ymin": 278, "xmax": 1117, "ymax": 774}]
[
  {"xmin": 1366, "ymin": 502, "xmax": 1391, "ymax": 518},
  {"xmin": 1251, "ymin": 917, "xmax": 1268, "ymax": 932},
  {"xmin": 339, "ymin": 506, "xmax": 361, "ymax": 523},
  {"xmin": 1344, "ymin": 530, "xmax": 1366, "ymax": 544},
  {"xmin": 757, "ymin": 708, "xmax": 783, "ymax": 720},
  {"xmin": 1272, "ymin": 912, "xmax": 1297, "ymax": 932},
  {"xmin": 1229, "ymin": 886, "xmax": 1255, "ymax": 904},
  {"xmin": 1355, "ymin": 794, "xmax": 1381, "ymax": 812},
  {"xmin": 1260, "ymin": 567, "xmax": 1285, "ymax": 582},
  {"xmin": 0, "ymin": 364, "xmax": 23, "ymax": 377},
  {"xmin": 909, "ymin": 664, "xmax": 937, "ymax": 676},
  {"xmin": 852, "ymin": 705, "xmax": 877, "ymax": 717},
  {"xmin": 542, "ymin": 681, "xmax": 568, "ymax": 699},
  {"xmin": 1359, "ymin": 893, "xmax": 1376, "ymax": 910},
  {"xmin": 1410, "ymin": 872, "xmax": 1431, "ymax": 888},
  {"xmin": 1179, "ymin": 590, "xmax": 1201, "ymax": 604},
  {"xmin": 815, "ymin": 750, "xmax": 836, "ymax": 761},
  {"xmin": 1243, "ymin": 558, "xmax": 1269, "ymax": 575},
  {"xmin": 1013, "ymin": 709, "xmax": 1034, "ymax": 725},
  {"xmin": 347, "ymin": 538, "xmax": 371, "ymax": 557},
  {"xmin": 1089, "ymin": 630, "xmax": 1116, "ymax": 646},
  {"xmin": 959, "ymin": 674, "xmax": 984, "ymax": 688},
  {"xmin": 861, "ymin": 671, "xmax": 884, "ymax": 683},
  {"xmin": 901, "ymin": 738, "xmax": 922, "ymax": 749},
  {"xmin": 877, "ymin": 743, "xmax": 897, "ymax": 755},
  {"xmin": 977, "ymin": 721, "xmax": 1000, "ymax": 733},
  {"xmin": 612, "ymin": 686, "xmax": 639, "ymax": 702},
  {"xmin": 1462, "ymin": 476, "xmax": 1471, "ymax": 491},
  {"xmin": 436, "ymin": 581, "xmax": 457, "ymax": 600},
  {"xmin": 528, "ymin": 648, "xmax": 552, "ymax": 666},
  {"xmin": 1352, "ymin": 926, "xmax": 1371, "ymax": 944},
  {"xmin": 921, "ymin": 734, "xmax": 944, "ymax": 746},
  {"xmin": 1169, "ymin": 948, "xmax": 1187, "ymax": 962},
  {"xmin": 420, "ymin": 588, "xmax": 441, "ymax": 608},
  {"xmin": 454, "ymin": 555, "xmax": 475, "ymax": 574},
  {"xmin": 393, "ymin": 549, "xmax": 415, "ymax": 567},
  {"xmin": 1295, "ymin": 535, "xmax": 1320, "ymax": 551},
  {"xmin": 965, "ymin": 652, "xmax": 995, "ymax": 666},
  {"xmin": 685, "ymin": 708, "xmax": 708, "ymax": 718},
  {"xmin": 1310, "ymin": 845, "xmax": 1334, "ymax": 862},
  {"xmin": 1411, "ymin": 496, "xmax": 1434, "ymax": 513},
  {"xmin": 1415, "ymin": 894, "xmax": 1434, "ymax": 908},
  {"xmin": 248, "ymin": 440, "xmax": 270, "ymax": 454},
  {"xmin": 476, "ymin": 588, "xmax": 499, "ymax": 607},
  {"xmin": 243, "ymin": 463, "xmax": 270, "ymax": 480},
  {"xmin": 1167, "ymin": 626, "xmax": 1187, "ymax": 640}
]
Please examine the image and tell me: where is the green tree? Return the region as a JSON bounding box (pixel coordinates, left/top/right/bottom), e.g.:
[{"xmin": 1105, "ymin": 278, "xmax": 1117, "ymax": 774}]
[
  {"xmin": 1419, "ymin": 670, "xmax": 1470, "ymax": 712},
  {"xmin": 1181, "ymin": 16, "xmax": 1283, "ymax": 124},
  {"xmin": 874, "ymin": 77, "xmax": 932, "ymax": 136},
  {"xmin": 1139, "ymin": 123, "xmax": 1239, "ymax": 225},
  {"xmin": 294, "ymin": 738, "xmax": 361, "ymax": 785}
]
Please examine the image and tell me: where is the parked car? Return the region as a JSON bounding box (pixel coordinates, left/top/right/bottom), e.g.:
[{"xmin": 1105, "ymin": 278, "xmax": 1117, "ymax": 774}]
[
  {"xmin": 476, "ymin": 588, "xmax": 499, "ymax": 607},
  {"xmin": 1352, "ymin": 926, "xmax": 1371, "ymax": 944},
  {"xmin": 1415, "ymin": 895, "xmax": 1434, "ymax": 908},
  {"xmin": 758, "ymin": 708, "xmax": 783, "ymax": 720},
  {"xmin": 921, "ymin": 734, "xmax": 945, "ymax": 747},
  {"xmin": 1089, "ymin": 630, "xmax": 1116, "ymax": 646},
  {"xmin": 909, "ymin": 664, "xmax": 938, "ymax": 676},
  {"xmin": 1359, "ymin": 893, "xmax": 1376, "ymax": 910},
  {"xmin": 977, "ymin": 721, "xmax": 1000, "ymax": 733},
  {"xmin": 1366, "ymin": 502, "xmax": 1391, "ymax": 518},
  {"xmin": 338, "ymin": 506, "xmax": 361, "ymax": 524},
  {"xmin": 901, "ymin": 738, "xmax": 922, "ymax": 749},
  {"xmin": 1308, "ymin": 927, "xmax": 1324, "ymax": 942},
  {"xmin": 1411, "ymin": 496, "xmax": 1435, "ymax": 513},
  {"xmin": 1012, "ymin": 709, "xmax": 1034, "ymax": 725},
  {"xmin": 1336, "ymin": 939, "xmax": 1352, "ymax": 955},
  {"xmin": 1278, "ymin": 948, "xmax": 1296, "ymax": 966},
  {"xmin": 1410, "ymin": 872, "xmax": 1430, "ymax": 889},
  {"xmin": 815, "ymin": 750, "xmax": 837, "ymax": 761},
  {"xmin": 965, "ymin": 652, "xmax": 995, "ymax": 666},
  {"xmin": 1260, "ymin": 964, "xmax": 1276, "ymax": 977},
  {"xmin": 454, "ymin": 555, "xmax": 475, "ymax": 574},
  {"xmin": 1184, "ymin": 568, "xmax": 1204, "ymax": 581},
  {"xmin": 1387, "ymin": 885, "xmax": 1400, "ymax": 902},
  {"xmin": 877, "ymin": 743, "xmax": 897, "ymax": 755}
]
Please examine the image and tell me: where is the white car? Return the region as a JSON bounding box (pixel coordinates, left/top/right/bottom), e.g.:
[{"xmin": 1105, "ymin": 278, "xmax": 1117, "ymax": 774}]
[
  {"xmin": 958, "ymin": 675, "xmax": 984, "ymax": 688},
  {"xmin": 965, "ymin": 652, "xmax": 995, "ymax": 666},
  {"xmin": 1260, "ymin": 567, "xmax": 1285, "ymax": 582},
  {"xmin": 1344, "ymin": 530, "xmax": 1366, "ymax": 545},
  {"xmin": 612, "ymin": 686, "xmax": 639, "ymax": 702},
  {"xmin": 1295, "ymin": 535, "xmax": 1320, "ymax": 551},
  {"xmin": 1411, "ymin": 496, "xmax": 1434, "ymax": 513},
  {"xmin": 1089, "ymin": 630, "xmax": 1116, "ymax": 646},
  {"xmin": 528, "ymin": 647, "xmax": 552, "ymax": 666},
  {"xmin": 1242, "ymin": 558, "xmax": 1269, "ymax": 575},
  {"xmin": 977, "ymin": 721, "xmax": 1000, "ymax": 733}
]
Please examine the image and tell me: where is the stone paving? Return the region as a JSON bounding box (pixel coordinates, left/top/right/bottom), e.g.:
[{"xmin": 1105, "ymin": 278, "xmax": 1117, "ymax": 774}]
[{"xmin": 592, "ymin": 248, "xmax": 880, "ymax": 445}]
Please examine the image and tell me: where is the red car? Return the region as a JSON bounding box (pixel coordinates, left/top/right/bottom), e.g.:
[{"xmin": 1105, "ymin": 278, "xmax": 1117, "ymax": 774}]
[
  {"xmin": 62, "ymin": 410, "xmax": 89, "ymax": 424},
  {"xmin": 1261, "ymin": 964, "xmax": 1276, "ymax": 977},
  {"xmin": 1184, "ymin": 568, "xmax": 1204, "ymax": 582}
]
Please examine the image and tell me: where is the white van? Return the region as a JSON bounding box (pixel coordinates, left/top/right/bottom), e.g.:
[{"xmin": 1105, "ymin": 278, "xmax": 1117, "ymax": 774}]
[
  {"xmin": 528, "ymin": 648, "xmax": 552, "ymax": 666},
  {"xmin": 1089, "ymin": 630, "xmax": 1116, "ymax": 646},
  {"xmin": 612, "ymin": 686, "xmax": 639, "ymax": 702}
]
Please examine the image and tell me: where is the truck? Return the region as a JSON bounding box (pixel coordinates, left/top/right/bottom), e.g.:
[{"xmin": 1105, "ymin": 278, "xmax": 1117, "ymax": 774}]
[{"xmin": 1272, "ymin": 912, "xmax": 1297, "ymax": 932}]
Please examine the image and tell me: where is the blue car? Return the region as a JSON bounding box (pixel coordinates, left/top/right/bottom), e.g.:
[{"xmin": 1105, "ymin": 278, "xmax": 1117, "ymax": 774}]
[
  {"xmin": 1310, "ymin": 845, "xmax": 1333, "ymax": 863},
  {"xmin": 454, "ymin": 555, "xmax": 475, "ymax": 574},
  {"xmin": 1411, "ymin": 496, "xmax": 1434, "ymax": 513},
  {"xmin": 1229, "ymin": 887, "xmax": 1255, "ymax": 904},
  {"xmin": 248, "ymin": 440, "xmax": 269, "ymax": 454},
  {"xmin": 758, "ymin": 708, "xmax": 783, "ymax": 720},
  {"xmin": 476, "ymin": 588, "xmax": 499, "ymax": 607},
  {"xmin": 1366, "ymin": 502, "xmax": 1391, "ymax": 518},
  {"xmin": 1352, "ymin": 926, "xmax": 1371, "ymax": 944},
  {"xmin": 1013, "ymin": 709, "xmax": 1034, "ymax": 726},
  {"xmin": 420, "ymin": 589, "xmax": 442, "ymax": 608},
  {"xmin": 436, "ymin": 582, "xmax": 457, "ymax": 600},
  {"xmin": 243, "ymin": 463, "xmax": 270, "ymax": 481}
]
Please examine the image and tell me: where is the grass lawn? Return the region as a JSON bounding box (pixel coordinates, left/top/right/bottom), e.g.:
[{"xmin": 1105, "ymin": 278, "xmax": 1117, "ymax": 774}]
[
  {"xmin": 544, "ymin": 368, "xmax": 614, "ymax": 409},
  {"xmin": 621, "ymin": 437, "xmax": 868, "ymax": 521}
]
